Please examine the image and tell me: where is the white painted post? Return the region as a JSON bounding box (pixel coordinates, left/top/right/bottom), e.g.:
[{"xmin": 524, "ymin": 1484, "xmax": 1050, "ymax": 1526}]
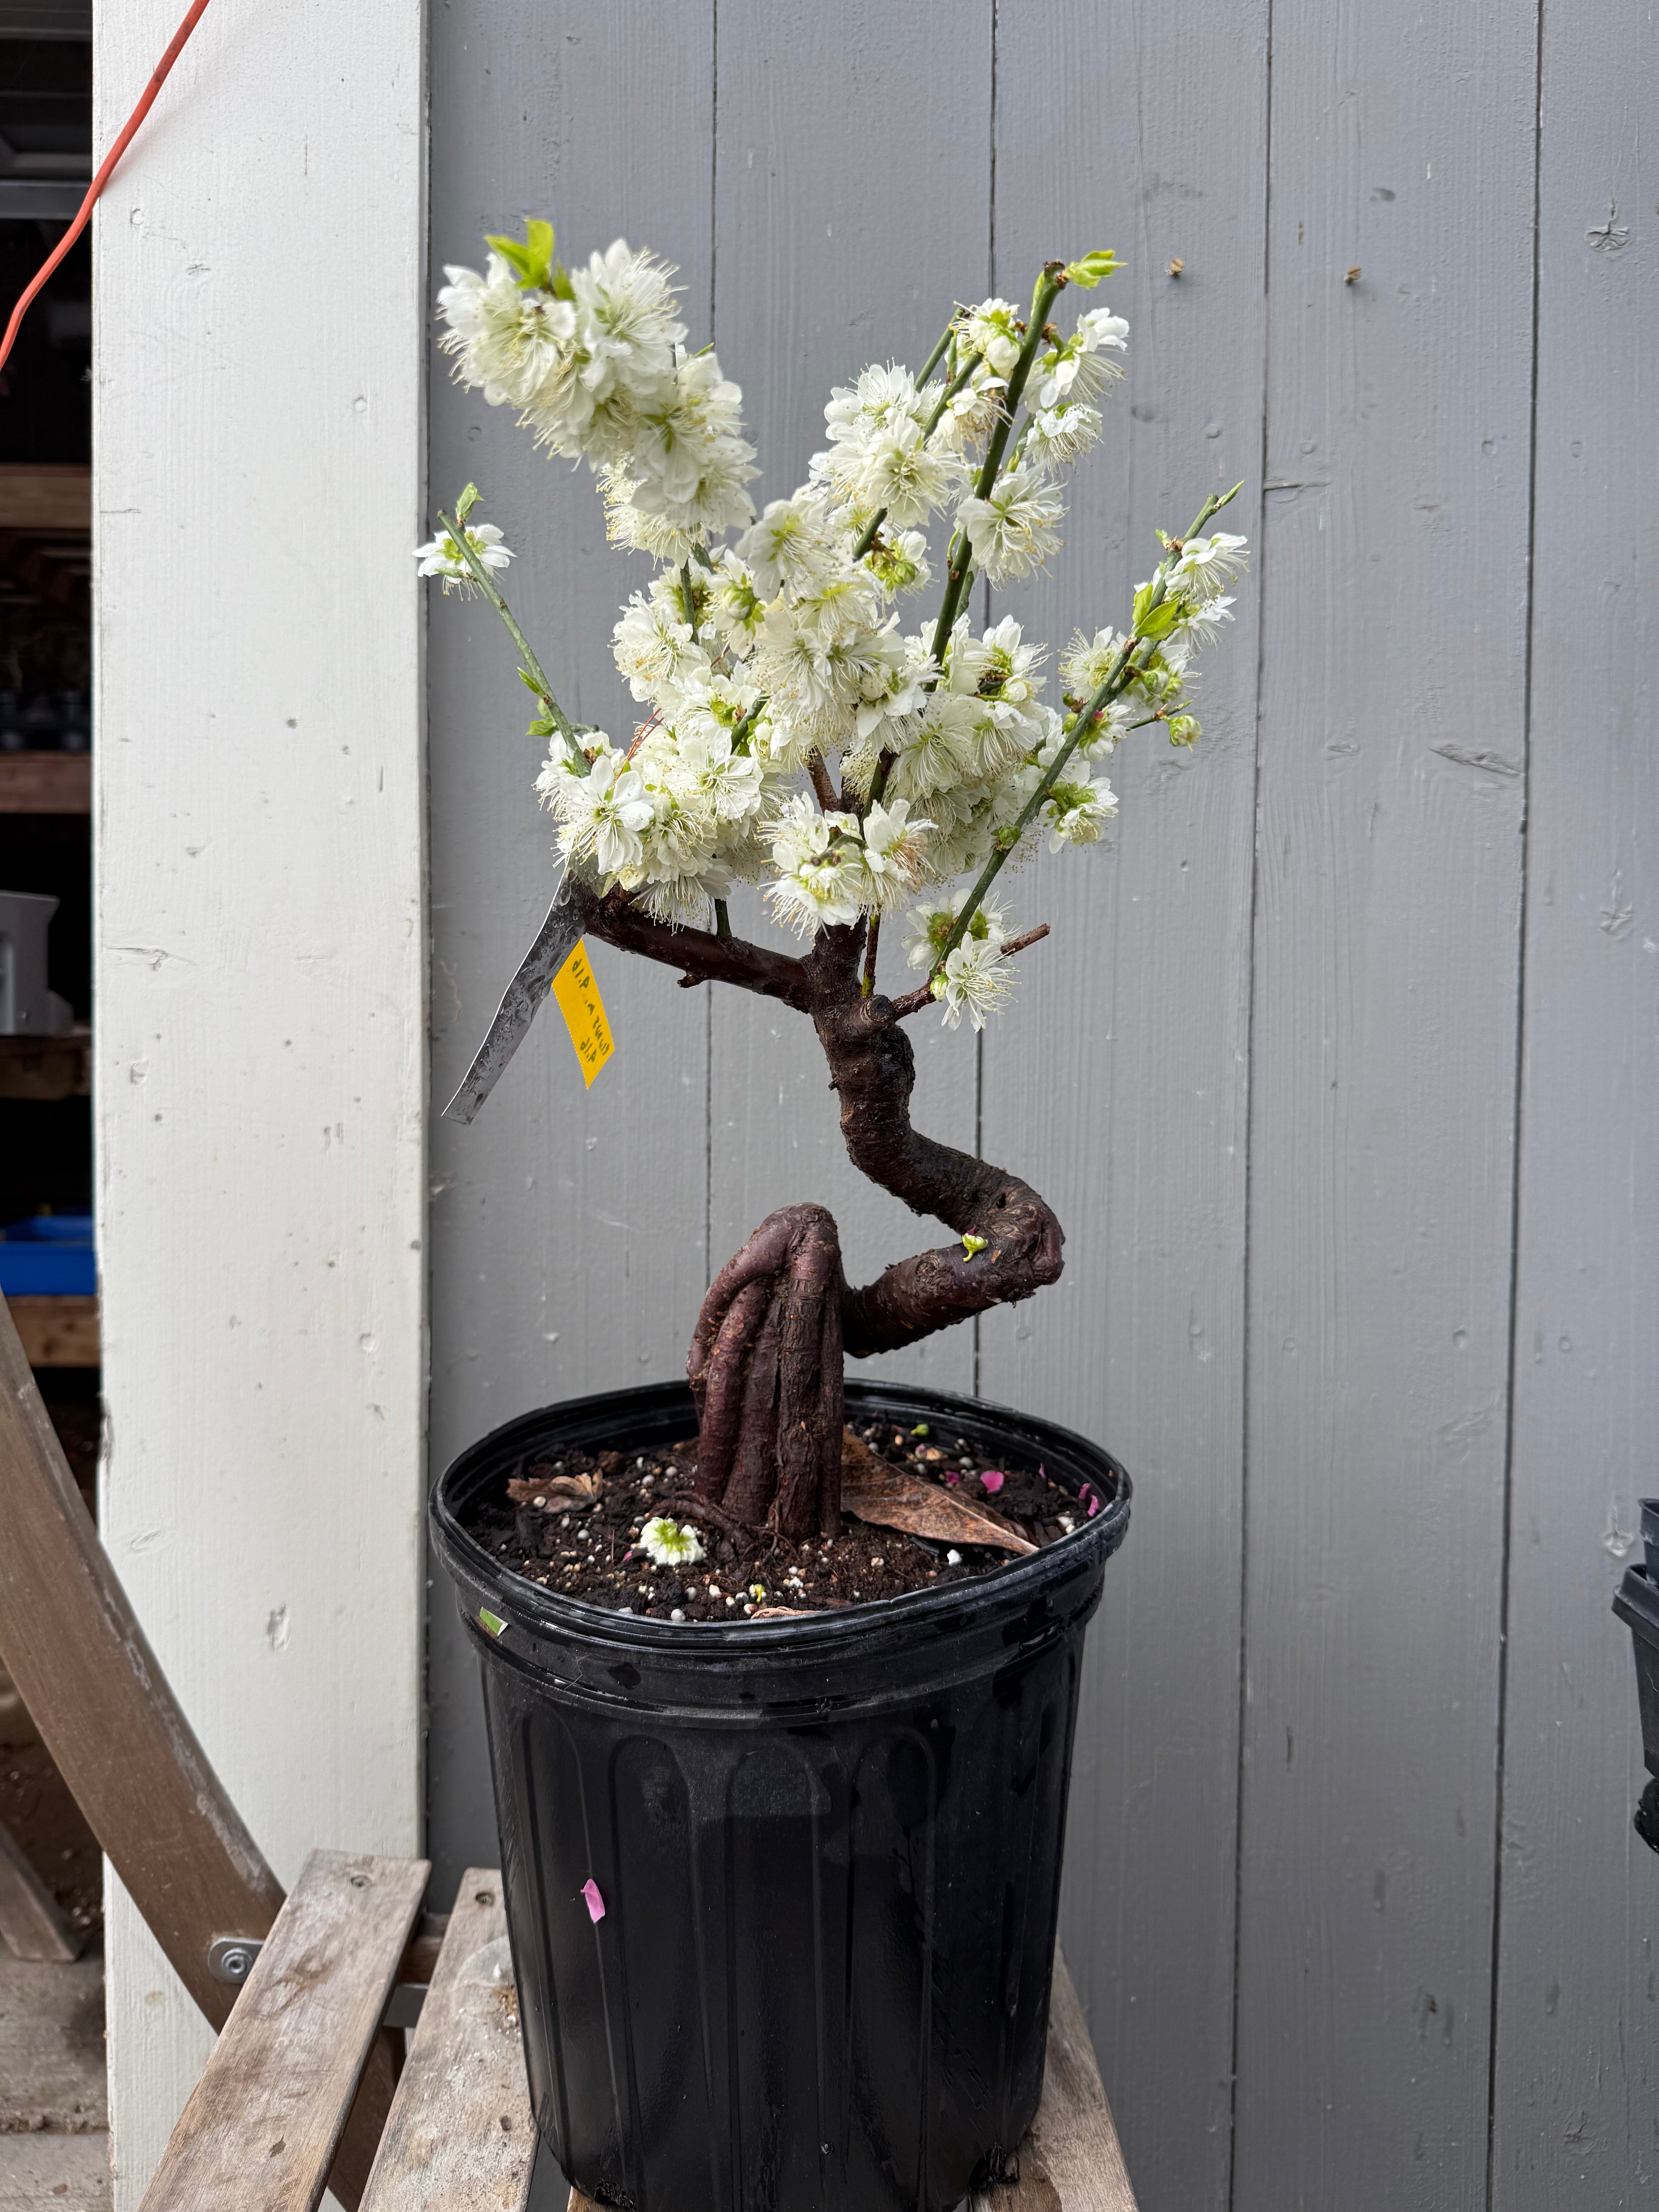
[{"xmin": 90, "ymin": 2, "xmax": 427, "ymax": 2200}]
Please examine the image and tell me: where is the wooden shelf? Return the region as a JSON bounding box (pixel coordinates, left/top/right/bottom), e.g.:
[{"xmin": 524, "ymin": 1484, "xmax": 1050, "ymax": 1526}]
[
  {"xmin": 0, "ymin": 754, "xmax": 90, "ymax": 814},
  {"xmin": 5, "ymin": 1296, "xmax": 99, "ymax": 1369},
  {"xmin": 0, "ymin": 465, "xmax": 91, "ymax": 534},
  {"xmin": 0, "ymin": 1030, "xmax": 90, "ymax": 1101}
]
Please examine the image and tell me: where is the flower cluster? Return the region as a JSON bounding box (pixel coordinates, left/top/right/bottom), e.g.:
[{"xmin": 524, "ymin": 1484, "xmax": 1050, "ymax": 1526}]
[
  {"xmin": 439, "ymin": 225, "xmax": 756, "ymax": 555},
  {"xmin": 422, "ymin": 225, "xmax": 1249, "ymax": 1026}
]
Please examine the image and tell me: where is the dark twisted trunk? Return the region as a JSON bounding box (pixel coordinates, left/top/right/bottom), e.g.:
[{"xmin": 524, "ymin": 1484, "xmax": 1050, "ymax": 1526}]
[{"xmin": 578, "ymin": 891, "xmax": 1064, "ymax": 1537}]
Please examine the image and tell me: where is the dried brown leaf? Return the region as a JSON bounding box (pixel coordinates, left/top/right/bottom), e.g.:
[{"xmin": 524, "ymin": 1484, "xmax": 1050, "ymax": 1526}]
[
  {"xmin": 840, "ymin": 1431, "xmax": 1038, "ymax": 1556},
  {"xmin": 506, "ymin": 1470, "xmax": 602, "ymax": 1510}
]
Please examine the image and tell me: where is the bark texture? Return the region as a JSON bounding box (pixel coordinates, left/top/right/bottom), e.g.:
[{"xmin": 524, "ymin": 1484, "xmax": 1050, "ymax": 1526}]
[{"xmin": 578, "ymin": 890, "xmax": 1064, "ymax": 1534}]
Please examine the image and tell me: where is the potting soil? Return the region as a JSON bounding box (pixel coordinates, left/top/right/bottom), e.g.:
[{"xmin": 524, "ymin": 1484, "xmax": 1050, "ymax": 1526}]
[{"xmin": 462, "ymin": 1421, "xmax": 1080, "ymax": 1622}]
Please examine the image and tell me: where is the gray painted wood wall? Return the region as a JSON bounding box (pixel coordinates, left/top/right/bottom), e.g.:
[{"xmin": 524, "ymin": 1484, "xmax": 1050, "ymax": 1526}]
[{"xmin": 425, "ymin": 4, "xmax": 1657, "ymax": 2203}]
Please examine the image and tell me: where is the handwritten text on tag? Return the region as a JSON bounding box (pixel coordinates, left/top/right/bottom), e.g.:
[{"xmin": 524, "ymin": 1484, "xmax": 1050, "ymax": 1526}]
[{"xmin": 551, "ymin": 939, "xmax": 614, "ymax": 1088}]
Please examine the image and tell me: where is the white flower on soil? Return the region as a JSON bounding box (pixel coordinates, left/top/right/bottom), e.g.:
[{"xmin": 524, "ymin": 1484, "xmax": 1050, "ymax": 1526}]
[
  {"xmin": 639, "ymin": 1517, "xmax": 705, "ymax": 1567},
  {"xmin": 957, "ymin": 467, "xmax": 1066, "ymax": 584}
]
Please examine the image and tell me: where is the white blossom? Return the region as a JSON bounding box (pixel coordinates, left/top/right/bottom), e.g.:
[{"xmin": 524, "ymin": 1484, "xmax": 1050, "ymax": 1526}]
[
  {"xmin": 1170, "ymin": 531, "xmax": 1250, "ymax": 601},
  {"xmin": 420, "ymin": 216, "xmax": 1244, "ymax": 1029},
  {"xmin": 738, "ymin": 496, "xmax": 843, "ymax": 599},
  {"xmin": 933, "ymin": 937, "xmax": 1014, "ymax": 1030},
  {"xmin": 549, "ymin": 749, "xmax": 656, "ymax": 876},
  {"xmin": 859, "ymin": 798, "xmax": 933, "ymax": 904},
  {"xmin": 962, "ymin": 298, "xmax": 1025, "ymax": 379},
  {"xmin": 413, "ymin": 521, "xmax": 513, "ymax": 593},
  {"xmin": 639, "ymin": 1516, "xmax": 704, "ymax": 1566},
  {"xmin": 1041, "ymin": 769, "xmax": 1118, "ymax": 853},
  {"xmin": 437, "ymin": 259, "xmax": 576, "ymax": 410},
  {"xmin": 764, "ymin": 796, "xmax": 866, "ymax": 934},
  {"xmin": 1024, "ymin": 399, "xmax": 1103, "ymax": 471},
  {"xmin": 957, "ymin": 467, "xmax": 1066, "ymax": 583},
  {"xmin": 863, "ymin": 528, "xmax": 932, "ymax": 596}
]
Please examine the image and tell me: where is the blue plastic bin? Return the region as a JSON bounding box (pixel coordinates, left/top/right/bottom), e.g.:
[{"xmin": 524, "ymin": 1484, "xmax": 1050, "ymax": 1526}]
[{"xmin": 0, "ymin": 1215, "xmax": 96, "ymax": 1295}]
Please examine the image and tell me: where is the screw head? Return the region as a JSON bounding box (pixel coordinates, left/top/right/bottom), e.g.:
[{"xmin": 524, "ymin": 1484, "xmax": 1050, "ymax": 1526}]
[{"xmin": 220, "ymin": 1945, "xmax": 253, "ymax": 1980}]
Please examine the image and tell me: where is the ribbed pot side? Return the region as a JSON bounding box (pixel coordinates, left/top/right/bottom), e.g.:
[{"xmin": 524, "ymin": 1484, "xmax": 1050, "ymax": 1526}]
[{"xmin": 431, "ymin": 1377, "xmax": 1130, "ymax": 2212}]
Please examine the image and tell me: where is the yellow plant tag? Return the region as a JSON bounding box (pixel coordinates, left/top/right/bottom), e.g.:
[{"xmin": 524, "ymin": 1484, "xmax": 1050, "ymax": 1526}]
[{"xmin": 550, "ymin": 939, "xmax": 613, "ymax": 1088}]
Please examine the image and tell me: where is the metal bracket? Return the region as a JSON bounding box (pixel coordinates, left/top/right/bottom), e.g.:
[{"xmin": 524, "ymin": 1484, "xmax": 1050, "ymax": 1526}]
[{"xmin": 206, "ymin": 1934, "xmax": 263, "ymax": 1984}]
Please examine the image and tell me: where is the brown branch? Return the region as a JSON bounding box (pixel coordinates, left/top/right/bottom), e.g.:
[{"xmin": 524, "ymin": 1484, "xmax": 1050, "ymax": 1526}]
[
  {"xmin": 806, "ymin": 750, "xmax": 839, "ymax": 811},
  {"xmin": 780, "ymin": 929, "xmax": 1064, "ymax": 1358},
  {"xmin": 998, "ymin": 922, "xmax": 1051, "ymax": 958},
  {"xmin": 577, "ymin": 886, "xmax": 811, "ymax": 1010}
]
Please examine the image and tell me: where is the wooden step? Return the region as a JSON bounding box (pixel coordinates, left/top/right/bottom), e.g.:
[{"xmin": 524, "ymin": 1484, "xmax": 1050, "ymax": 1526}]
[{"xmin": 136, "ymin": 1850, "xmax": 427, "ymax": 2212}]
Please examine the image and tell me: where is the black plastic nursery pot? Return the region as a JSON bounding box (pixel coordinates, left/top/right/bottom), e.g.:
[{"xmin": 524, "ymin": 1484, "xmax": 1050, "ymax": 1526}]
[
  {"xmin": 431, "ymin": 1377, "xmax": 1130, "ymax": 2212},
  {"xmin": 1613, "ymin": 1506, "xmax": 1659, "ymax": 1853}
]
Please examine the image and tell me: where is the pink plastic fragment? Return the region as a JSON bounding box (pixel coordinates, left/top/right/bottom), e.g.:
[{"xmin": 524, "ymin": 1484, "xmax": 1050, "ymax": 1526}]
[
  {"xmin": 1087, "ymin": 1495, "xmax": 1100, "ymax": 1518},
  {"xmin": 981, "ymin": 1471, "xmax": 1005, "ymax": 1494},
  {"xmin": 581, "ymin": 1879, "xmax": 606, "ymax": 1923}
]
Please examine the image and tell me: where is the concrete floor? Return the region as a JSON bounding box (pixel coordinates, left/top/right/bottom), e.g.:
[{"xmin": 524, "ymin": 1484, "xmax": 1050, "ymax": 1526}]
[{"xmin": 0, "ymin": 1946, "xmax": 108, "ymax": 2209}]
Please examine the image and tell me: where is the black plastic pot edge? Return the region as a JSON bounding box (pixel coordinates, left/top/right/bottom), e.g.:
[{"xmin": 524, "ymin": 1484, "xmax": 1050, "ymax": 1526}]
[{"xmin": 430, "ymin": 1374, "xmax": 1130, "ymax": 1677}]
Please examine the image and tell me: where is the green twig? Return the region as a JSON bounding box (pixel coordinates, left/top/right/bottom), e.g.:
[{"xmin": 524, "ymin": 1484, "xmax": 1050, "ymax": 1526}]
[
  {"xmin": 436, "ymin": 508, "xmax": 585, "ymax": 769},
  {"xmin": 915, "ymin": 311, "xmax": 961, "ymax": 388},
  {"xmin": 932, "ymin": 484, "xmax": 1239, "ymax": 970}
]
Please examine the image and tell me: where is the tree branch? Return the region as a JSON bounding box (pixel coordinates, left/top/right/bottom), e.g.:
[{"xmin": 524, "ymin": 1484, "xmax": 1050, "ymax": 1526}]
[
  {"xmin": 577, "ymin": 886, "xmax": 812, "ymax": 1010},
  {"xmin": 776, "ymin": 947, "xmax": 1063, "ymax": 1357}
]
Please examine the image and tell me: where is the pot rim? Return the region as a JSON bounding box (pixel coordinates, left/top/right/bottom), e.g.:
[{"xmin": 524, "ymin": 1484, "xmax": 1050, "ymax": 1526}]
[{"xmin": 430, "ymin": 1376, "xmax": 1130, "ymax": 1663}]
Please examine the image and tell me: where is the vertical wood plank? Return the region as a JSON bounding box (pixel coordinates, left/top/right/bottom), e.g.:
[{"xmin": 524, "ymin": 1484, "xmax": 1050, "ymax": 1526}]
[
  {"xmin": 361, "ymin": 1870, "xmax": 533, "ymax": 2212},
  {"xmin": 425, "ymin": 0, "xmax": 716, "ymax": 1894},
  {"xmin": 981, "ymin": 5, "xmax": 1267, "ymax": 2205},
  {"xmin": 93, "ymin": 0, "xmax": 428, "ymax": 2193},
  {"xmin": 1233, "ymin": 5, "xmax": 1536, "ymax": 2205},
  {"xmin": 1491, "ymin": 6, "xmax": 1659, "ymax": 2198},
  {"xmin": 708, "ymin": 0, "xmax": 988, "ymax": 1393}
]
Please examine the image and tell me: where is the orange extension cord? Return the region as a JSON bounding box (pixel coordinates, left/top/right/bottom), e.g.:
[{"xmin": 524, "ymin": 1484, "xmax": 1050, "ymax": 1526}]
[{"xmin": 0, "ymin": 0, "xmax": 214, "ymax": 379}]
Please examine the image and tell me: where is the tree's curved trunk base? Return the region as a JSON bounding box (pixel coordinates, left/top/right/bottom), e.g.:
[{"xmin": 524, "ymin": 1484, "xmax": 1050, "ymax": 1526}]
[
  {"xmin": 591, "ymin": 893, "xmax": 1065, "ymax": 1538},
  {"xmin": 688, "ymin": 1203, "xmax": 845, "ymax": 1540}
]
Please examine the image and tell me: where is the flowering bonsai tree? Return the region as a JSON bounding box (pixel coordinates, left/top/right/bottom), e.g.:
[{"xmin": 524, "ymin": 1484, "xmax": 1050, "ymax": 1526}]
[{"xmin": 419, "ymin": 221, "xmax": 1247, "ymax": 1547}]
